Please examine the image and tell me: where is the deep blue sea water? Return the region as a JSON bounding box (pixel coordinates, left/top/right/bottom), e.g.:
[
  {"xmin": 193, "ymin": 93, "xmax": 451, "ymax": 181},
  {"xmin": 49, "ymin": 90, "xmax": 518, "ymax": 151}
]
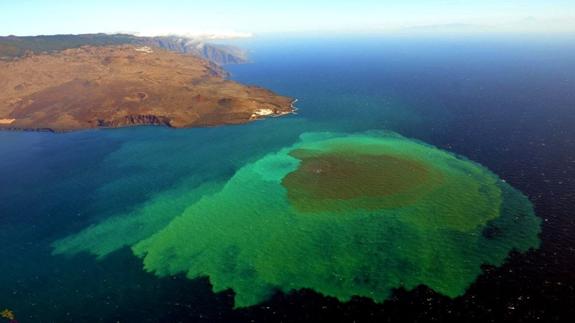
[{"xmin": 1, "ymin": 35, "xmax": 574, "ymax": 322}]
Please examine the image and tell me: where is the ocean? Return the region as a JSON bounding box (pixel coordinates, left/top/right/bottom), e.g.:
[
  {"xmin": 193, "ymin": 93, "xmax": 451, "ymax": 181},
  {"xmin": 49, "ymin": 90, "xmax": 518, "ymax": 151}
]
[{"xmin": 0, "ymin": 35, "xmax": 574, "ymax": 322}]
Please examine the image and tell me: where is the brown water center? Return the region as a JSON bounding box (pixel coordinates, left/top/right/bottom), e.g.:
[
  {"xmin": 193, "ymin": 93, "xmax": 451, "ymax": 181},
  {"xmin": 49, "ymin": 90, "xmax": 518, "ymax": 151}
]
[{"xmin": 282, "ymin": 149, "xmax": 439, "ymax": 211}]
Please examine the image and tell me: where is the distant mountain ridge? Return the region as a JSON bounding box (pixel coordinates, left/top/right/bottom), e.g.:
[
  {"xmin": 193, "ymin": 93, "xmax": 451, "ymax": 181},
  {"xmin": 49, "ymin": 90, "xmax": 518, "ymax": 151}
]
[{"xmin": 0, "ymin": 33, "xmax": 249, "ymax": 65}]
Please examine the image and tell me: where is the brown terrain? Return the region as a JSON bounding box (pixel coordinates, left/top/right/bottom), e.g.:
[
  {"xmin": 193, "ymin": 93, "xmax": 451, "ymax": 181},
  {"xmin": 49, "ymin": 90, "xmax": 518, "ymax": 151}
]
[{"xmin": 0, "ymin": 45, "xmax": 294, "ymax": 131}]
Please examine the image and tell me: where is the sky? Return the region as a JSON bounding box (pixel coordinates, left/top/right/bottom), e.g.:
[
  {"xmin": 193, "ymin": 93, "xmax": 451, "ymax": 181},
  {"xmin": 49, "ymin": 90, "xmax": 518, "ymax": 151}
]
[{"xmin": 1, "ymin": 0, "xmax": 574, "ymax": 36}]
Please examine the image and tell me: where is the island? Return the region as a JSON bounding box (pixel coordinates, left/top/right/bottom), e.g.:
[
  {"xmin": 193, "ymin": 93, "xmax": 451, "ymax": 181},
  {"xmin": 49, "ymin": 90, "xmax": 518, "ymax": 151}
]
[{"xmin": 0, "ymin": 44, "xmax": 294, "ymax": 131}]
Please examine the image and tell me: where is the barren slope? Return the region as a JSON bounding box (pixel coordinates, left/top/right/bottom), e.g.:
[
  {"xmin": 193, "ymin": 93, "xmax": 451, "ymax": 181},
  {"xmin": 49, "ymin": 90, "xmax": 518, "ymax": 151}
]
[{"xmin": 0, "ymin": 45, "xmax": 293, "ymax": 131}]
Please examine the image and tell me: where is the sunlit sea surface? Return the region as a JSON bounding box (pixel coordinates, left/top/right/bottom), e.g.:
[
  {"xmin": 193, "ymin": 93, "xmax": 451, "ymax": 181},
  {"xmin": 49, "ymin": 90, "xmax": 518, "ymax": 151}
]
[{"xmin": 1, "ymin": 35, "xmax": 574, "ymax": 322}]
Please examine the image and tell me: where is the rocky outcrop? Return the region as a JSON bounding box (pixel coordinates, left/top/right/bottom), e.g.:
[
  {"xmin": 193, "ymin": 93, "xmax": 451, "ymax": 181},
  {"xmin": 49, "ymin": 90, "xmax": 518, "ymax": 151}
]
[{"xmin": 96, "ymin": 115, "xmax": 172, "ymax": 128}]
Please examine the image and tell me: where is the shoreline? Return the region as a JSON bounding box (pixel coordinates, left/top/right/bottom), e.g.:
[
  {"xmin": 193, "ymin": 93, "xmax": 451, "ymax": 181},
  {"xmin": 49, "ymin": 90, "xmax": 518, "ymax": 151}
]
[{"xmin": 0, "ymin": 100, "xmax": 297, "ymax": 134}]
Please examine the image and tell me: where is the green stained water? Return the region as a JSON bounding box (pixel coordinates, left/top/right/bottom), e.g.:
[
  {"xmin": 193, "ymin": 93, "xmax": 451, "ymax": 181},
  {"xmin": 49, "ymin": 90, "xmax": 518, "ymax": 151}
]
[
  {"xmin": 54, "ymin": 131, "xmax": 540, "ymax": 308},
  {"xmin": 52, "ymin": 180, "xmax": 225, "ymax": 259}
]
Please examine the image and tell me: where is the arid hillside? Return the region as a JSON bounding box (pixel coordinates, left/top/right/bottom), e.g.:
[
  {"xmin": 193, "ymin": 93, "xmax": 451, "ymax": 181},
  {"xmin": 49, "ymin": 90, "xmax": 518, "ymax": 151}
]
[{"xmin": 0, "ymin": 45, "xmax": 293, "ymax": 131}]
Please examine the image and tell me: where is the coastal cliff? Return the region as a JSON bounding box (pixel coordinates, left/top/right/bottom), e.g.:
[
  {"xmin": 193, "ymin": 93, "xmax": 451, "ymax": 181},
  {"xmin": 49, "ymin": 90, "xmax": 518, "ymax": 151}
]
[{"xmin": 139, "ymin": 36, "xmax": 249, "ymax": 65}]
